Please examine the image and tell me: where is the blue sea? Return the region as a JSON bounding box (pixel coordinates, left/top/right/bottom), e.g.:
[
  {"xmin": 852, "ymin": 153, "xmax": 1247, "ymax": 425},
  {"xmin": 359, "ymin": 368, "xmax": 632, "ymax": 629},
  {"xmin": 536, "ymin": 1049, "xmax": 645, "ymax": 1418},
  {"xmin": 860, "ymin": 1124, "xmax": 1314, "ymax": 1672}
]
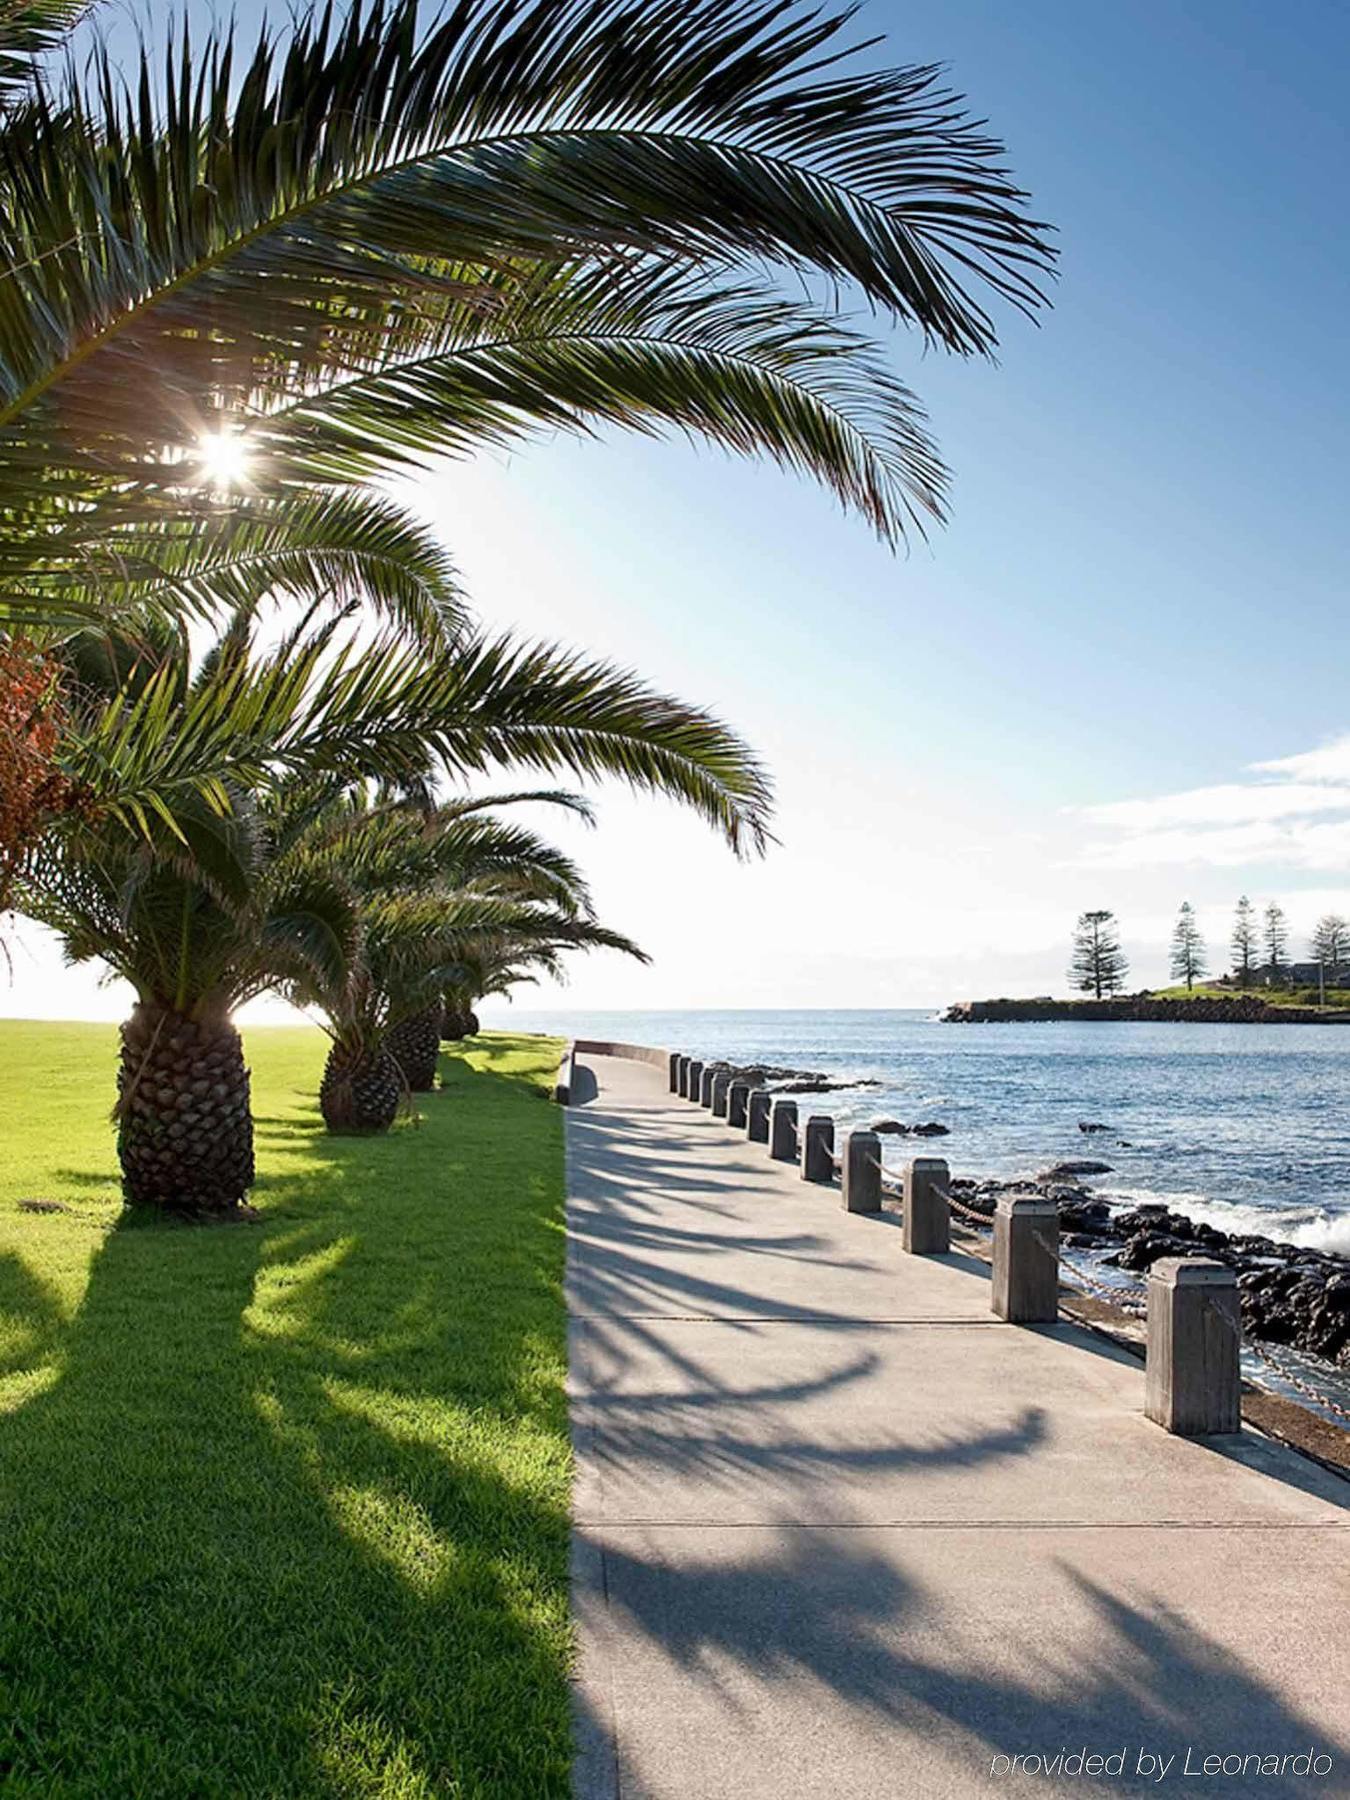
[{"xmin": 482, "ymin": 1007, "xmax": 1350, "ymax": 1258}]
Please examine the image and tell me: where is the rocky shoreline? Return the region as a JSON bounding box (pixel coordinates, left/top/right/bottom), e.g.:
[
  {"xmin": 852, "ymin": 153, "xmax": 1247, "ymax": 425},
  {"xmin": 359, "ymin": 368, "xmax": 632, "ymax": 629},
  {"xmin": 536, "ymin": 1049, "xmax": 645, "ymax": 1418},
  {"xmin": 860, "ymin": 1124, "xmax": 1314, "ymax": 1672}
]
[
  {"xmin": 944, "ymin": 995, "xmax": 1350, "ymax": 1025},
  {"xmin": 704, "ymin": 1059, "xmax": 1349, "ymax": 1378},
  {"xmin": 948, "ymin": 1172, "xmax": 1350, "ymax": 1370},
  {"xmin": 709, "ymin": 1061, "xmax": 884, "ymax": 1096}
]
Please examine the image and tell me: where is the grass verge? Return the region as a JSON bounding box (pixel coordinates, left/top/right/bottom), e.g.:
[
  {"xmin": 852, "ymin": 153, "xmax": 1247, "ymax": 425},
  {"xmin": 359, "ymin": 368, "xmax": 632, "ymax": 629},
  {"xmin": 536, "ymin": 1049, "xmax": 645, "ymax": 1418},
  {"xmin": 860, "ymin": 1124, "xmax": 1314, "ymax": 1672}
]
[
  {"xmin": 0, "ymin": 1021, "xmax": 570, "ymax": 1799},
  {"xmin": 1151, "ymin": 983, "xmax": 1350, "ymax": 1009}
]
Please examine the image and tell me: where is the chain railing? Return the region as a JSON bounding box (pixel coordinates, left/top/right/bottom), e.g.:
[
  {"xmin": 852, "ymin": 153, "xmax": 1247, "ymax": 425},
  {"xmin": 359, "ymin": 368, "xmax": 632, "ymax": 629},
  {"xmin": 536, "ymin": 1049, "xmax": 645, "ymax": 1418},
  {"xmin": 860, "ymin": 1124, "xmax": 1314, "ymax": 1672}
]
[
  {"xmin": 828, "ymin": 1148, "xmax": 906, "ymax": 1203},
  {"xmin": 932, "ymin": 1181, "xmax": 995, "ymax": 1229},
  {"xmin": 684, "ymin": 1066, "xmax": 1348, "ymax": 1436},
  {"xmin": 1245, "ymin": 1338, "xmax": 1350, "ymax": 1425},
  {"xmin": 1055, "ymin": 1246, "xmax": 1149, "ymax": 1319}
]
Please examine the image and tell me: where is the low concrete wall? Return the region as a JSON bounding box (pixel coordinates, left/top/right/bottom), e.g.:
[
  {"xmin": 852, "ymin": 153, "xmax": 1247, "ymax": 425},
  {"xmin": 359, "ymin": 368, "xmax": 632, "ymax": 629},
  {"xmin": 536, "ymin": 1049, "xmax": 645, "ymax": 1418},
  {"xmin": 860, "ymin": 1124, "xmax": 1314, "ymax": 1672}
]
[
  {"xmin": 554, "ymin": 1041, "xmax": 579, "ymax": 1106},
  {"xmin": 572, "ymin": 1038, "xmax": 669, "ymax": 1068},
  {"xmin": 556, "ymin": 1038, "xmax": 669, "ymax": 1104}
]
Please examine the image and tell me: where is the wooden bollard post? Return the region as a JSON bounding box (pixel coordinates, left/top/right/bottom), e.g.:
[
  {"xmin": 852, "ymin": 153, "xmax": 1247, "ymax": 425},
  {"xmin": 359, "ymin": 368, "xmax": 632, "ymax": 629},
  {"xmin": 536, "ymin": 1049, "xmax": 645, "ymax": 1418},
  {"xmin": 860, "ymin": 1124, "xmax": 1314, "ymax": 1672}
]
[
  {"xmin": 699, "ymin": 1065, "xmax": 716, "ymax": 1106},
  {"xmin": 769, "ymin": 1099, "xmax": 798, "ymax": 1162},
  {"xmin": 801, "ymin": 1115, "xmax": 835, "ymax": 1183},
  {"xmin": 903, "ymin": 1157, "xmax": 950, "ymax": 1254},
  {"xmin": 668, "ymin": 1051, "xmax": 681, "ymax": 1093},
  {"xmin": 687, "ymin": 1059, "xmax": 704, "ymax": 1105},
  {"xmin": 1145, "ymin": 1258, "xmax": 1241, "ymax": 1436},
  {"xmin": 676, "ymin": 1055, "xmax": 691, "ymax": 1098},
  {"xmin": 746, "ymin": 1089, "xmax": 771, "ymax": 1143},
  {"xmin": 842, "ymin": 1129, "xmax": 882, "ymax": 1214},
  {"xmin": 727, "ymin": 1080, "xmax": 750, "ymax": 1129},
  {"xmin": 711, "ymin": 1072, "xmax": 731, "ymax": 1118},
  {"xmin": 992, "ymin": 1195, "xmax": 1059, "ymax": 1322}
]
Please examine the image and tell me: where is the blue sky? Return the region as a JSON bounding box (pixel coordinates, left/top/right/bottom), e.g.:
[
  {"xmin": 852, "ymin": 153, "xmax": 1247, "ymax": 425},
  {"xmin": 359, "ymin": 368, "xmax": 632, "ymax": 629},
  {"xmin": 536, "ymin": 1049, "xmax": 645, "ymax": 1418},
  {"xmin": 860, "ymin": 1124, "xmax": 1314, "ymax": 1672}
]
[{"xmin": 7, "ymin": 0, "xmax": 1350, "ymax": 1016}]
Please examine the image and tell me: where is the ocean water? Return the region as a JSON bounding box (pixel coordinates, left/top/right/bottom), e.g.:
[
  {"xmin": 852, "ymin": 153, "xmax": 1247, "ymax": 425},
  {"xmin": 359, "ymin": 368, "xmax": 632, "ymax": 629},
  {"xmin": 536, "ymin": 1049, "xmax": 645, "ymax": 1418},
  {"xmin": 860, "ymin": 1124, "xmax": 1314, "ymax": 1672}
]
[{"xmin": 483, "ymin": 1007, "xmax": 1350, "ymax": 1257}]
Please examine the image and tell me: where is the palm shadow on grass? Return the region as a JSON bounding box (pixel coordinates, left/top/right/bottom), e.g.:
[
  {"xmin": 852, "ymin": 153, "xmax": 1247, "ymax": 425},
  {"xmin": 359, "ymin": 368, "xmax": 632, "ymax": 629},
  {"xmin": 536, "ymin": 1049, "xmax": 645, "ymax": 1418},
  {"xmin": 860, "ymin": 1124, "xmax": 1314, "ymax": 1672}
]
[{"xmin": 0, "ymin": 1041, "xmax": 573, "ymax": 1799}]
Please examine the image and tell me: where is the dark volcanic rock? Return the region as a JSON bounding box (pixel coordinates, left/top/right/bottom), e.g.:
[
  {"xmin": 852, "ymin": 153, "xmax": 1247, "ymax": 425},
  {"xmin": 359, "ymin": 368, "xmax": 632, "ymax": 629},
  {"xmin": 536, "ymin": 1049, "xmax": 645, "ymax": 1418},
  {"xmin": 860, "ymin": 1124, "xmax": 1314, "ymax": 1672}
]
[
  {"xmin": 1114, "ymin": 1204, "xmax": 1168, "ymax": 1233},
  {"xmin": 701, "ymin": 1062, "xmax": 885, "ymax": 1096},
  {"xmin": 1057, "ymin": 1199, "xmax": 1114, "ymax": 1235},
  {"xmin": 890, "ymin": 1140, "xmax": 1350, "ymax": 1377},
  {"xmin": 777, "ymin": 1076, "xmax": 883, "ymax": 1094},
  {"xmin": 867, "ymin": 1118, "xmax": 950, "ymax": 1136},
  {"xmin": 1113, "ymin": 1232, "xmax": 1189, "ymax": 1272},
  {"xmin": 947, "ymin": 1179, "xmax": 995, "ymax": 1218}
]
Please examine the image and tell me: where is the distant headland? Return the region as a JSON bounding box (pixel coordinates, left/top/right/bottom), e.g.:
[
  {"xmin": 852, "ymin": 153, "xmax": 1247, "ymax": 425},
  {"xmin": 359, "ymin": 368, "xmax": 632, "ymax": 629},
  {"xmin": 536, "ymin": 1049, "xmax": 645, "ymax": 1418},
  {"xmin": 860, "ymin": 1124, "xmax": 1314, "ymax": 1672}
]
[{"xmin": 944, "ymin": 991, "xmax": 1350, "ymax": 1025}]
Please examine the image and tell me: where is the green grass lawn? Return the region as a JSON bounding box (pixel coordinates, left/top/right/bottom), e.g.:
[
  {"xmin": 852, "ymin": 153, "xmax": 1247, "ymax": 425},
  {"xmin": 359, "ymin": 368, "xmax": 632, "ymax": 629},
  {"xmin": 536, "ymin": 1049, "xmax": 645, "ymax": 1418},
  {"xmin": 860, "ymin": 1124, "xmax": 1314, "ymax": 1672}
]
[
  {"xmin": 1151, "ymin": 983, "xmax": 1350, "ymax": 1009},
  {"xmin": 0, "ymin": 1021, "xmax": 571, "ymax": 1798}
]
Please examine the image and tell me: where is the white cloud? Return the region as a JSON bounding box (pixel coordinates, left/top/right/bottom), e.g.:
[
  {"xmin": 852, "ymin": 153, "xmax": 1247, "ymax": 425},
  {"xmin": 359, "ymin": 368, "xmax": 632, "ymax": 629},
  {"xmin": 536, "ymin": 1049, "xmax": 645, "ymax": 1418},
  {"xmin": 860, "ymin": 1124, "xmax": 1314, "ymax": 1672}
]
[
  {"xmin": 1072, "ymin": 734, "xmax": 1350, "ymax": 871},
  {"xmin": 1072, "ymin": 781, "xmax": 1350, "ymax": 831},
  {"xmin": 1076, "ymin": 820, "xmax": 1350, "ymax": 871},
  {"xmin": 1251, "ymin": 735, "xmax": 1350, "ymax": 784}
]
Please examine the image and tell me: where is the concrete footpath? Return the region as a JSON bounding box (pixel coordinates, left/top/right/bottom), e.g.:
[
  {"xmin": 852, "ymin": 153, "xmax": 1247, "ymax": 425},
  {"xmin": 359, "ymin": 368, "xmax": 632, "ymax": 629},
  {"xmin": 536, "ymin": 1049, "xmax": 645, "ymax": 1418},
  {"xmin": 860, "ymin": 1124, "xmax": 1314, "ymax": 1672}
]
[{"xmin": 566, "ymin": 1052, "xmax": 1350, "ymax": 1799}]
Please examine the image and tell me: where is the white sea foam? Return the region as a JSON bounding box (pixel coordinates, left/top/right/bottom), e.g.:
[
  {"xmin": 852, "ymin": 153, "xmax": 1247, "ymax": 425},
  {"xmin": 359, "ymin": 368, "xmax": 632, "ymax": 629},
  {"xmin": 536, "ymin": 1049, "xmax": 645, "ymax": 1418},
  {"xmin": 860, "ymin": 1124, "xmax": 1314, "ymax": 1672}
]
[
  {"xmin": 1286, "ymin": 1213, "xmax": 1350, "ymax": 1256},
  {"xmin": 1104, "ymin": 1186, "xmax": 1350, "ymax": 1256}
]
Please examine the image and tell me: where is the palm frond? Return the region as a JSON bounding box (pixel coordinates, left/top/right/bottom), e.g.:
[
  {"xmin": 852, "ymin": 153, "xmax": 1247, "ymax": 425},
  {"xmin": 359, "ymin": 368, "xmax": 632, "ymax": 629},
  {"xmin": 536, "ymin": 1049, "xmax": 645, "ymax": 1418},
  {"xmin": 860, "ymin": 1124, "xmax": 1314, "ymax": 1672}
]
[
  {"xmin": 257, "ymin": 265, "xmax": 950, "ymax": 542},
  {"xmin": 20, "ymin": 608, "xmax": 765, "ymax": 1018},
  {"xmin": 56, "ymin": 624, "xmax": 774, "ymax": 856},
  {"xmin": 286, "ymin": 887, "xmax": 536, "ymax": 1036},
  {"xmin": 15, "ymin": 780, "xmax": 266, "ymax": 1004},
  {"xmin": 0, "ymin": 1, "xmax": 85, "ymax": 102},
  {"xmin": 439, "ymin": 788, "xmax": 597, "ymax": 825},
  {"xmin": 247, "ymin": 869, "xmax": 359, "ymax": 1005},
  {"xmin": 438, "ymin": 907, "xmax": 648, "ymax": 1009},
  {"xmin": 3, "ymin": 489, "xmax": 468, "ymax": 643},
  {"xmin": 295, "ymin": 801, "xmax": 594, "ymax": 915},
  {"xmin": 0, "ymin": 0, "xmax": 1052, "ymax": 564}
]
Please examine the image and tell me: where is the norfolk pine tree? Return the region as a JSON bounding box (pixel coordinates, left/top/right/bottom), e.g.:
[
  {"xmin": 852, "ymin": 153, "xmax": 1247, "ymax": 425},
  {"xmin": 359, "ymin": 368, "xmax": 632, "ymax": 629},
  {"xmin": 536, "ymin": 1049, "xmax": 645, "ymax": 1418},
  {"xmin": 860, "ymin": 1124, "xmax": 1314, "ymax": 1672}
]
[
  {"xmin": 1069, "ymin": 910, "xmax": 1129, "ymax": 1000},
  {"xmin": 1170, "ymin": 901, "xmax": 1208, "ymax": 989},
  {"xmin": 1231, "ymin": 896, "xmax": 1258, "ymax": 986},
  {"xmin": 1263, "ymin": 901, "xmax": 1290, "ymax": 984},
  {"xmin": 1309, "ymin": 914, "xmax": 1350, "ymax": 972}
]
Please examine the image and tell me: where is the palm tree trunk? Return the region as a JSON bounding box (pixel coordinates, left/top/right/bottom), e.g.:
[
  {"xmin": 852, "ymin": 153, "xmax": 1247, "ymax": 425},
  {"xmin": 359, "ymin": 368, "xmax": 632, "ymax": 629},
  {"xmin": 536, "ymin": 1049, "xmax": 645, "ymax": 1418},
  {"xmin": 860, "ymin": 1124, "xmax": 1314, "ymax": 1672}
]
[
  {"xmin": 440, "ymin": 1003, "xmax": 479, "ymax": 1041},
  {"xmin": 117, "ymin": 1001, "xmax": 254, "ymax": 1214},
  {"xmin": 320, "ymin": 1039, "xmax": 402, "ymax": 1132},
  {"xmin": 385, "ymin": 1005, "xmax": 442, "ymax": 1092}
]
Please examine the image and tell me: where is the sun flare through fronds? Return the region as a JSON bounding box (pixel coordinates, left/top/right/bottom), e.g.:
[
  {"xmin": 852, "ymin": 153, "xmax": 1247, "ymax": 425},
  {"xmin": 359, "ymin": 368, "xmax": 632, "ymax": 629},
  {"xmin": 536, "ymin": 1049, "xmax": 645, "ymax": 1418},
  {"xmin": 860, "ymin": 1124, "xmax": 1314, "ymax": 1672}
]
[{"xmin": 194, "ymin": 429, "xmax": 253, "ymax": 492}]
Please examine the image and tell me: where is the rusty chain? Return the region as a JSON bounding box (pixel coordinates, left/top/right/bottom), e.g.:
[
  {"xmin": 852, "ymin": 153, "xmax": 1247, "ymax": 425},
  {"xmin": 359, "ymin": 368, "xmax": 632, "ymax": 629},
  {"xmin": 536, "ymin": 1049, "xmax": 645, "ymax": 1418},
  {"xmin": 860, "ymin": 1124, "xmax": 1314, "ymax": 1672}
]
[
  {"xmin": 1244, "ymin": 1338, "xmax": 1350, "ymax": 1424},
  {"xmin": 1055, "ymin": 1247, "xmax": 1149, "ymax": 1319},
  {"xmin": 932, "ymin": 1182, "xmax": 996, "ymax": 1228}
]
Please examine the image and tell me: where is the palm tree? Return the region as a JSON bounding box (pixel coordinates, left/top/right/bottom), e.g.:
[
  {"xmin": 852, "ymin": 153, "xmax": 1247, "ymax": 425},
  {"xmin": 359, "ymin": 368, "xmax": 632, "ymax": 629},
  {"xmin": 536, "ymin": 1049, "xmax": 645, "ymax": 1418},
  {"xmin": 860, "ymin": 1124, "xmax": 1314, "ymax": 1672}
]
[
  {"xmin": 440, "ymin": 938, "xmax": 583, "ymax": 1043},
  {"xmin": 15, "ymin": 614, "xmax": 769, "ymax": 1209},
  {"xmin": 0, "ymin": 0, "xmax": 1053, "ymax": 631},
  {"xmin": 301, "ymin": 890, "xmax": 643, "ymax": 1131},
  {"xmin": 0, "ymin": 484, "xmax": 477, "ymax": 889},
  {"xmin": 381, "ymin": 809, "xmax": 596, "ymax": 1087},
  {"xmin": 278, "ymin": 787, "xmax": 603, "ymax": 1100}
]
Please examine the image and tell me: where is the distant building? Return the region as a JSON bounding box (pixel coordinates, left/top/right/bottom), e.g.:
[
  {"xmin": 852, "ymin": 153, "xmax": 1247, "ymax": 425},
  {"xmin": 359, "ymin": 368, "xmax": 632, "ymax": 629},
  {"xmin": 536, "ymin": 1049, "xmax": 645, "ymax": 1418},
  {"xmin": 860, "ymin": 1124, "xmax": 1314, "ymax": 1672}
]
[{"xmin": 1216, "ymin": 962, "xmax": 1350, "ymax": 989}]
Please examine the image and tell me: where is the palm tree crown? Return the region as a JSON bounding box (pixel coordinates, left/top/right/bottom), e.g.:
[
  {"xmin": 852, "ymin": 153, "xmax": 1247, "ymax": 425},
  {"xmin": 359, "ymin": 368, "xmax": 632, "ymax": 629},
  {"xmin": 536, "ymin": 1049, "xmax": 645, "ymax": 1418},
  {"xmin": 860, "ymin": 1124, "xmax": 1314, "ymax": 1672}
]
[
  {"xmin": 15, "ymin": 607, "xmax": 767, "ymax": 1203},
  {"xmin": 0, "ymin": 0, "xmax": 1054, "ymax": 626}
]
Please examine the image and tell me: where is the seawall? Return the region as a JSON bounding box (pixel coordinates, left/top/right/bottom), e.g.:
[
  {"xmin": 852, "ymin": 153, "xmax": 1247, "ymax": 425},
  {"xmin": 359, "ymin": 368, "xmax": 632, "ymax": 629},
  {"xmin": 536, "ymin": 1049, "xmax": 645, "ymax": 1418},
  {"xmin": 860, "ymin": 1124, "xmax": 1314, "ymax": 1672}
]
[{"xmin": 945, "ymin": 995, "xmax": 1350, "ymax": 1024}]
